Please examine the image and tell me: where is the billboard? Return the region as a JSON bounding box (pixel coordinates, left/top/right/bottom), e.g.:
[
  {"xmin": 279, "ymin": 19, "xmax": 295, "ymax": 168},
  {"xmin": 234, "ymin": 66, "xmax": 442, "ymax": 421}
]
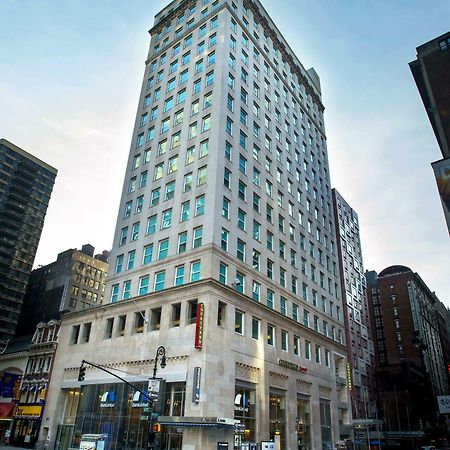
[{"xmin": 432, "ymin": 157, "xmax": 450, "ymax": 235}]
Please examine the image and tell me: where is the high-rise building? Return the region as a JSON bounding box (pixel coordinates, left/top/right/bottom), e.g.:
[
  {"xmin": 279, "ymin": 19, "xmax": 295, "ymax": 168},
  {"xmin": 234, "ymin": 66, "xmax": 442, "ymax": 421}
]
[
  {"xmin": 43, "ymin": 1, "xmax": 351, "ymax": 449},
  {"xmin": 0, "ymin": 139, "xmax": 57, "ymax": 346},
  {"xmin": 435, "ymin": 299, "xmax": 450, "ymax": 388},
  {"xmin": 332, "ymin": 190, "xmax": 376, "ymax": 423},
  {"xmin": 15, "ymin": 244, "xmax": 109, "ymax": 338},
  {"xmin": 409, "ymin": 32, "xmax": 450, "ymax": 234},
  {"xmin": 410, "ymin": 31, "xmax": 450, "ymax": 159},
  {"xmin": 366, "ymin": 266, "xmax": 448, "ymax": 447}
]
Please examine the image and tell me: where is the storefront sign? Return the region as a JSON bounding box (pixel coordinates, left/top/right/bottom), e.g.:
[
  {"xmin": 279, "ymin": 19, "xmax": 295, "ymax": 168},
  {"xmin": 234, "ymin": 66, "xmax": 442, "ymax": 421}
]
[
  {"xmin": 234, "ymin": 394, "xmax": 248, "ymax": 412},
  {"xmin": 0, "ymin": 372, "xmax": 20, "ymax": 397},
  {"xmin": 132, "ymin": 391, "xmax": 149, "ymax": 408},
  {"xmin": 346, "ymin": 362, "xmax": 352, "ymax": 391},
  {"xmin": 192, "ymin": 367, "xmax": 201, "ymax": 403},
  {"xmin": 277, "ymin": 359, "xmax": 307, "ymax": 373},
  {"xmin": 99, "ymin": 391, "xmax": 116, "ymax": 408},
  {"xmin": 13, "ymin": 404, "xmax": 43, "ymax": 418},
  {"xmin": 194, "ymin": 303, "xmax": 205, "ymax": 349}
]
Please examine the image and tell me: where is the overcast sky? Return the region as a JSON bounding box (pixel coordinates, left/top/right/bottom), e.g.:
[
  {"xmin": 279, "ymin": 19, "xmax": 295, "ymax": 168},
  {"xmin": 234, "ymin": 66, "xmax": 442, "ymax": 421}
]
[{"xmin": 1, "ymin": 1, "xmax": 448, "ymax": 304}]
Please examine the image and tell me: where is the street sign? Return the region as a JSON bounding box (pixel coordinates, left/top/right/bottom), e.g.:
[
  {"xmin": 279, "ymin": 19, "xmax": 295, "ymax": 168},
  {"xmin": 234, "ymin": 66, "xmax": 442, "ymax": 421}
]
[
  {"xmin": 234, "ymin": 423, "xmax": 246, "ymax": 434},
  {"xmin": 217, "ymin": 443, "xmax": 229, "ymax": 450},
  {"xmin": 148, "ymin": 379, "xmax": 160, "ymax": 394},
  {"xmin": 148, "ymin": 379, "xmax": 160, "ymax": 401}
]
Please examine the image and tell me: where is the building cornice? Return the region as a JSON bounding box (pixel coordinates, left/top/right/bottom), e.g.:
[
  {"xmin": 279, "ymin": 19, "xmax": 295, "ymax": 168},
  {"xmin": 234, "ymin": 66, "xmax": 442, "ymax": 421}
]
[{"xmin": 147, "ymin": 0, "xmax": 324, "ymax": 112}]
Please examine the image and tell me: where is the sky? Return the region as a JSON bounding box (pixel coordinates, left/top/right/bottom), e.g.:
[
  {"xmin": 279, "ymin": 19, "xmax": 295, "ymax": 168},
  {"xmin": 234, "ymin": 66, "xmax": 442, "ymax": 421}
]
[{"xmin": 0, "ymin": 1, "xmax": 449, "ymax": 304}]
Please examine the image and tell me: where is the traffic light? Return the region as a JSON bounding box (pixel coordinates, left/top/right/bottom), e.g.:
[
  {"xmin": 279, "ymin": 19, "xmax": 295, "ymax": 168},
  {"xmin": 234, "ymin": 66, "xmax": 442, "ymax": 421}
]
[
  {"xmin": 78, "ymin": 365, "xmax": 86, "ymax": 382},
  {"xmin": 152, "ymin": 423, "xmax": 161, "ymax": 433}
]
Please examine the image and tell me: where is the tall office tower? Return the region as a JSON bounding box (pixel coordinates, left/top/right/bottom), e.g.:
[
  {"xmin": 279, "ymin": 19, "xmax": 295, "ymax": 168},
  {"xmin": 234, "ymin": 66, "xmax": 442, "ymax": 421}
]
[
  {"xmin": 331, "ymin": 190, "xmax": 376, "ymax": 423},
  {"xmin": 409, "ymin": 32, "xmax": 450, "ymax": 234},
  {"xmin": 43, "ymin": 1, "xmax": 350, "ymax": 449},
  {"xmin": 15, "ymin": 244, "xmax": 109, "ymax": 338},
  {"xmin": 0, "ymin": 139, "xmax": 57, "ymax": 346},
  {"xmin": 366, "ymin": 266, "xmax": 448, "ymax": 447}
]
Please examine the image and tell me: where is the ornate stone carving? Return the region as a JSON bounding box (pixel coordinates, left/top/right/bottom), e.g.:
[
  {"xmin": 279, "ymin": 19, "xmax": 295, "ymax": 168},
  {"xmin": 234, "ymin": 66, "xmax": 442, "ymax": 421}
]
[
  {"xmin": 318, "ymin": 385, "xmax": 332, "ymax": 398},
  {"xmin": 236, "ymin": 362, "xmax": 259, "ymax": 383},
  {"xmin": 269, "ymin": 371, "xmax": 288, "ymax": 389},
  {"xmin": 296, "ymin": 379, "xmax": 312, "ymax": 393}
]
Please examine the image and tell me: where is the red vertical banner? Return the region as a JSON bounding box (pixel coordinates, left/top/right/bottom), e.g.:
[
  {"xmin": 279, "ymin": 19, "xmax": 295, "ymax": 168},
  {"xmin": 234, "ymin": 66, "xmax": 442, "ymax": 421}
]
[{"xmin": 194, "ymin": 303, "xmax": 205, "ymax": 349}]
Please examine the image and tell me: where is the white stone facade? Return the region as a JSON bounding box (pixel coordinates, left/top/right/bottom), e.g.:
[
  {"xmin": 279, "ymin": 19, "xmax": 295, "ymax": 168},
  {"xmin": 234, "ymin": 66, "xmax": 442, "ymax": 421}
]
[
  {"xmin": 43, "ymin": 279, "xmax": 349, "ymax": 449},
  {"xmin": 43, "ymin": 0, "xmax": 352, "ymax": 448}
]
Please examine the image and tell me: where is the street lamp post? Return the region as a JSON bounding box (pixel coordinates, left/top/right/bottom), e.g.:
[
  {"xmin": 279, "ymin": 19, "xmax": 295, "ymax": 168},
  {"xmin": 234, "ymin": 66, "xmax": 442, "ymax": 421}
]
[
  {"xmin": 147, "ymin": 346, "xmax": 166, "ymax": 450},
  {"xmin": 152, "ymin": 346, "xmax": 166, "ymax": 379}
]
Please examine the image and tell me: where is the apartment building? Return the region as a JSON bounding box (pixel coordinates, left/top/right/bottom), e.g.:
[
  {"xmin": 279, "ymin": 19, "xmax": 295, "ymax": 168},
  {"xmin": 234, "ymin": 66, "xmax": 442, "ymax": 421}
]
[
  {"xmin": 0, "ymin": 139, "xmax": 57, "ymax": 345},
  {"xmin": 332, "ymin": 190, "xmax": 376, "ymax": 423},
  {"xmin": 366, "ymin": 266, "xmax": 448, "ymax": 447},
  {"xmin": 15, "ymin": 244, "xmax": 109, "ymax": 338}
]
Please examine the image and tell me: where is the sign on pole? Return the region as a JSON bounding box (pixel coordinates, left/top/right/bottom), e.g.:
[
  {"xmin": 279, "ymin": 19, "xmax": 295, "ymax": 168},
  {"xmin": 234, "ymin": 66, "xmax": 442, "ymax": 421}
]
[
  {"xmin": 437, "ymin": 395, "xmax": 450, "ymax": 414},
  {"xmin": 148, "ymin": 379, "xmax": 160, "ymax": 400}
]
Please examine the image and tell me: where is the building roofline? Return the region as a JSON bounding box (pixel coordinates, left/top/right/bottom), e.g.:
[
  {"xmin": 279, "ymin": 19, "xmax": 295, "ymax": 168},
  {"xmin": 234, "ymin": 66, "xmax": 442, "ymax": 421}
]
[
  {"xmin": 415, "ymin": 30, "xmax": 450, "ymax": 54},
  {"xmin": 0, "ymin": 138, "xmax": 58, "ymax": 175}
]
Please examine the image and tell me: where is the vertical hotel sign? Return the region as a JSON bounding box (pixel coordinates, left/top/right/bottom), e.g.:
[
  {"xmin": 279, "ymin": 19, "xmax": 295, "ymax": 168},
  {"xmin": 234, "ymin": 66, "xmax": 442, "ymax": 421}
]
[
  {"xmin": 346, "ymin": 362, "xmax": 353, "ymax": 391},
  {"xmin": 194, "ymin": 303, "xmax": 205, "ymax": 349},
  {"xmin": 432, "ymin": 158, "xmax": 450, "ymax": 234}
]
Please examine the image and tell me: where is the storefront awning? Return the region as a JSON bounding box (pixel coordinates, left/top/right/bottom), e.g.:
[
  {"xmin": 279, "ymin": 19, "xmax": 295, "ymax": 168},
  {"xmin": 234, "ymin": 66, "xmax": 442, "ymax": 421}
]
[
  {"xmin": 158, "ymin": 416, "xmax": 237, "ymax": 428},
  {"xmin": 0, "ymin": 402, "xmax": 15, "ymax": 419}
]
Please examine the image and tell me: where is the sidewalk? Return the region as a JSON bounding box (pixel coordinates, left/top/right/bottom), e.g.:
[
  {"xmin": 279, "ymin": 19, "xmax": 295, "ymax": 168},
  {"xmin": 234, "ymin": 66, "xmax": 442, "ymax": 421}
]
[{"xmin": 0, "ymin": 446, "xmax": 31, "ymax": 450}]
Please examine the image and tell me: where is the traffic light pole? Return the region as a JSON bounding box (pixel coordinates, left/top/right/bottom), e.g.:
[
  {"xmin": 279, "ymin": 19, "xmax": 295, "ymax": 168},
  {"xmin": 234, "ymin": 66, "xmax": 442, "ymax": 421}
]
[
  {"xmin": 78, "ymin": 352, "xmax": 166, "ymax": 450},
  {"xmin": 79, "ymin": 359, "xmax": 150, "ymax": 400}
]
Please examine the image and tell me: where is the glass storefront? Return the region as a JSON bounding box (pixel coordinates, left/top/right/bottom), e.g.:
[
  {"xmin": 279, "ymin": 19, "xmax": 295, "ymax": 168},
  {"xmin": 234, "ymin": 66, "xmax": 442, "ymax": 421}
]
[
  {"xmin": 269, "ymin": 391, "xmax": 286, "ymax": 449},
  {"xmin": 296, "ymin": 396, "xmax": 311, "ymax": 450},
  {"xmin": 320, "ymin": 400, "xmax": 332, "ymax": 450},
  {"xmin": 161, "ymin": 383, "xmax": 185, "ymax": 450},
  {"xmin": 56, "ymin": 382, "xmax": 185, "ymax": 450},
  {"xmin": 234, "ymin": 384, "xmax": 257, "ymax": 443},
  {"xmin": 10, "ymin": 417, "xmax": 41, "ymax": 448}
]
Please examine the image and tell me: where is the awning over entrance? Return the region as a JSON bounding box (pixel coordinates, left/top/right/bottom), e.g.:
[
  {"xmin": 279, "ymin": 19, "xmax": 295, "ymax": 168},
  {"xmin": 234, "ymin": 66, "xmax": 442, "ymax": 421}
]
[
  {"xmin": 158, "ymin": 416, "xmax": 237, "ymax": 428},
  {"xmin": 0, "ymin": 402, "xmax": 15, "ymax": 419}
]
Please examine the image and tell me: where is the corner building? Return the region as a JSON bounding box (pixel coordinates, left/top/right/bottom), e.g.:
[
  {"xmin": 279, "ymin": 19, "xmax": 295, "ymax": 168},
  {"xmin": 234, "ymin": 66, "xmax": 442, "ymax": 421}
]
[{"xmin": 44, "ymin": 1, "xmax": 350, "ymax": 449}]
